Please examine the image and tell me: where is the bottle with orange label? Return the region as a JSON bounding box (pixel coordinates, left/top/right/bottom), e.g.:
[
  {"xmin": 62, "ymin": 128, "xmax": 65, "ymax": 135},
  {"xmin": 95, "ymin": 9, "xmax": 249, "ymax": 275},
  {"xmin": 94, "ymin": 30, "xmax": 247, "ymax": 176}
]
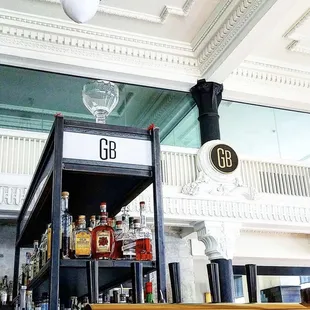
[{"xmin": 74, "ymin": 215, "xmax": 92, "ymax": 258}]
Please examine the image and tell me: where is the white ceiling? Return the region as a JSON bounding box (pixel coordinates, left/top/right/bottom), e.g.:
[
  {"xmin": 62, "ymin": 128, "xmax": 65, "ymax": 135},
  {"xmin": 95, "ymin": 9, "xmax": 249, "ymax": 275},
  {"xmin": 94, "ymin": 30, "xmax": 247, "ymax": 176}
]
[
  {"xmin": 1, "ymin": 0, "xmax": 221, "ymax": 42},
  {"xmin": 224, "ymin": 0, "xmax": 310, "ymax": 112}
]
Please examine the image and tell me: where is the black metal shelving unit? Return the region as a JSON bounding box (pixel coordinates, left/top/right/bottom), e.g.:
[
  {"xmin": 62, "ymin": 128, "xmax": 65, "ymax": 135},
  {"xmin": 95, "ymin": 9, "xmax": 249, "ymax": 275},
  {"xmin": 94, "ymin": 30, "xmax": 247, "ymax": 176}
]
[{"xmin": 13, "ymin": 116, "xmax": 166, "ymax": 310}]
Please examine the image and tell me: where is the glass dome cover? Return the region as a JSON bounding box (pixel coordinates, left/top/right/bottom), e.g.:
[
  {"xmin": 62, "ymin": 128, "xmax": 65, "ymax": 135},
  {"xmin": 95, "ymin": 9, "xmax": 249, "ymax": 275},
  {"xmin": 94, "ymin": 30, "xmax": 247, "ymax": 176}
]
[{"xmin": 82, "ymin": 80, "xmax": 119, "ymax": 124}]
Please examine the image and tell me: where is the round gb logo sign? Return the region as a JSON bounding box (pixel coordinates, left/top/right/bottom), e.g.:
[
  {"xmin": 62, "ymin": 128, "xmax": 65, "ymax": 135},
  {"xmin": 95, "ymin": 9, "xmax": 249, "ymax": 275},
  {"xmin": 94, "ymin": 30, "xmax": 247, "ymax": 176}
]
[{"xmin": 210, "ymin": 144, "xmax": 238, "ymax": 174}]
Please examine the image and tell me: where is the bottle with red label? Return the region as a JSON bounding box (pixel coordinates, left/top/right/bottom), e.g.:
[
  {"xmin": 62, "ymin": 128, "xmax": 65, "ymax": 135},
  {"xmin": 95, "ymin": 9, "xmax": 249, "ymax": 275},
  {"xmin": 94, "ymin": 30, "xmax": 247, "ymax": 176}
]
[{"xmin": 91, "ymin": 202, "xmax": 115, "ymax": 259}]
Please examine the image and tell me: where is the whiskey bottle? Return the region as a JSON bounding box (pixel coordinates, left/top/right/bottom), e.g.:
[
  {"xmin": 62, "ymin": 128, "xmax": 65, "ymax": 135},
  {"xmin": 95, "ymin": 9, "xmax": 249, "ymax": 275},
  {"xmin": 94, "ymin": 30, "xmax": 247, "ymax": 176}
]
[
  {"xmin": 74, "ymin": 216, "xmax": 92, "ymax": 259},
  {"xmin": 136, "ymin": 201, "xmax": 153, "ymax": 261},
  {"xmin": 91, "ymin": 202, "xmax": 115, "ymax": 259},
  {"xmin": 61, "ymin": 192, "xmax": 72, "ymax": 259},
  {"xmin": 47, "ymin": 224, "xmax": 52, "ymax": 261},
  {"xmin": 122, "ymin": 217, "xmax": 136, "ymax": 260},
  {"xmin": 31, "ymin": 241, "xmax": 39, "ymax": 277},
  {"xmin": 70, "ymin": 221, "xmax": 76, "ymax": 258},
  {"xmin": 111, "ymin": 221, "xmax": 123, "ymax": 259},
  {"xmin": 88, "ymin": 215, "xmax": 96, "ymax": 232}
]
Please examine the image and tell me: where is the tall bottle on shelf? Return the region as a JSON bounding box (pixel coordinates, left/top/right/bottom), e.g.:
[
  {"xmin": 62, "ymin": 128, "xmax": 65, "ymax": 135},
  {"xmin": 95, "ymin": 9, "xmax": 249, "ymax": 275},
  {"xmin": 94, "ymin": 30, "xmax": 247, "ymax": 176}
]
[
  {"xmin": 74, "ymin": 216, "xmax": 92, "ymax": 259},
  {"xmin": 91, "ymin": 202, "xmax": 115, "ymax": 259},
  {"xmin": 112, "ymin": 220, "xmax": 123, "ymax": 259},
  {"xmin": 61, "ymin": 191, "xmax": 72, "ymax": 259},
  {"xmin": 136, "ymin": 201, "xmax": 152, "ymax": 261},
  {"xmin": 122, "ymin": 217, "xmax": 136, "ymax": 260},
  {"xmin": 31, "ymin": 240, "xmax": 39, "ymax": 277}
]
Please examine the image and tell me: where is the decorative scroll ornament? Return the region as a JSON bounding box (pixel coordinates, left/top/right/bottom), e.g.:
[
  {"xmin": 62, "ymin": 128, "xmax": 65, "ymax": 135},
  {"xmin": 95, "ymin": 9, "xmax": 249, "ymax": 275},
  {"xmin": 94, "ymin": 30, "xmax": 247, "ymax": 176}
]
[
  {"xmin": 195, "ymin": 221, "xmax": 241, "ymax": 260},
  {"xmin": 182, "ymin": 140, "xmax": 258, "ymax": 200}
]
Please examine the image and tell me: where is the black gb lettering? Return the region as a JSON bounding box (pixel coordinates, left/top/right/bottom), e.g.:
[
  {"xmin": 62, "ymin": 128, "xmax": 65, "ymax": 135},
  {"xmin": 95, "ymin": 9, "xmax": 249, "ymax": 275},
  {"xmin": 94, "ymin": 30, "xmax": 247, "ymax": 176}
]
[{"xmin": 100, "ymin": 138, "xmax": 117, "ymax": 160}]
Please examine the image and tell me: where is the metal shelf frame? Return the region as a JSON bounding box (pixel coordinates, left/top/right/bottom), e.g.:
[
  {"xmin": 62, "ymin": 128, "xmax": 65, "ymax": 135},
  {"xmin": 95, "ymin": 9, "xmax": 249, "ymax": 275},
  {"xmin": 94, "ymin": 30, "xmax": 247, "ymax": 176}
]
[{"xmin": 13, "ymin": 116, "xmax": 167, "ymax": 310}]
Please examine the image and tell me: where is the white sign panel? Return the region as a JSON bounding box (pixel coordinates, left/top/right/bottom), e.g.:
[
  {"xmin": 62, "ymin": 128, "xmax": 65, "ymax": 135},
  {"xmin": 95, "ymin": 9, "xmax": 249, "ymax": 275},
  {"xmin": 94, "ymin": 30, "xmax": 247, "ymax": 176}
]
[{"xmin": 63, "ymin": 132, "xmax": 152, "ymax": 166}]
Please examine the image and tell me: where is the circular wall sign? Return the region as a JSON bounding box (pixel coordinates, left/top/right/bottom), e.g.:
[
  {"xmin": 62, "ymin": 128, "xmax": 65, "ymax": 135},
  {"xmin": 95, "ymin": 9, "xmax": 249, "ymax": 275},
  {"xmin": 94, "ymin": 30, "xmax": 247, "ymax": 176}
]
[{"xmin": 210, "ymin": 144, "xmax": 238, "ymax": 174}]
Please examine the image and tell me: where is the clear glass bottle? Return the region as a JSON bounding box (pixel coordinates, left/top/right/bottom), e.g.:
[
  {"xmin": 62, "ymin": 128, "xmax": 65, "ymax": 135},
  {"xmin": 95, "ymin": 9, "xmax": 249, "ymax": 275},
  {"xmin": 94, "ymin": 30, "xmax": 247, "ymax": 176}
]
[
  {"xmin": 26, "ymin": 290, "xmax": 33, "ymax": 310},
  {"xmin": 88, "ymin": 215, "xmax": 96, "ymax": 232},
  {"xmin": 74, "ymin": 216, "xmax": 92, "ymax": 259},
  {"xmin": 136, "ymin": 201, "xmax": 153, "ymax": 261},
  {"xmin": 121, "ymin": 207, "xmax": 129, "ymax": 234},
  {"xmin": 25, "ymin": 252, "xmax": 32, "ymax": 284},
  {"xmin": 40, "ymin": 293, "xmax": 49, "ymax": 310},
  {"xmin": 7, "ymin": 281, "xmax": 13, "ymax": 305},
  {"xmin": 31, "ymin": 241, "xmax": 39, "ymax": 277},
  {"xmin": 91, "ymin": 203, "xmax": 115, "ymax": 260},
  {"xmin": 112, "ymin": 221, "xmax": 123, "ymax": 260},
  {"xmin": 61, "ymin": 192, "xmax": 72, "ymax": 259},
  {"xmin": 122, "ymin": 217, "xmax": 136, "ymax": 260}
]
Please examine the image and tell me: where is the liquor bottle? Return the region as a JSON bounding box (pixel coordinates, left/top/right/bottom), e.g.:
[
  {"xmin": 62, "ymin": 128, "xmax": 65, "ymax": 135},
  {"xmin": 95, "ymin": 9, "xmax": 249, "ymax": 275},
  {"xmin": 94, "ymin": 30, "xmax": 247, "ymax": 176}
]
[
  {"xmin": 26, "ymin": 290, "xmax": 33, "ymax": 310},
  {"xmin": 31, "ymin": 241, "xmax": 39, "ymax": 277},
  {"xmin": 145, "ymin": 282, "xmax": 154, "ymax": 303},
  {"xmin": 122, "ymin": 217, "xmax": 136, "ymax": 260},
  {"xmin": 26, "ymin": 252, "xmax": 32, "ymax": 284},
  {"xmin": 69, "ymin": 296, "xmax": 78, "ymax": 310},
  {"xmin": 40, "ymin": 292, "xmax": 49, "ymax": 310},
  {"xmin": 47, "ymin": 224, "xmax": 52, "ymax": 261},
  {"xmin": 112, "ymin": 221, "xmax": 123, "ymax": 260},
  {"xmin": 70, "ymin": 221, "xmax": 76, "ymax": 258},
  {"xmin": 0, "ymin": 276, "xmax": 8, "ymax": 306},
  {"xmin": 91, "ymin": 203, "xmax": 115, "ymax": 259},
  {"xmin": 136, "ymin": 201, "xmax": 153, "ymax": 261},
  {"xmin": 40, "ymin": 232, "xmax": 47, "ymax": 268},
  {"xmin": 74, "ymin": 216, "xmax": 92, "ymax": 259},
  {"xmin": 88, "ymin": 215, "xmax": 96, "ymax": 232},
  {"xmin": 7, "ymin": 281, "xmax": 13, "ymax": 305},
  {"xmin": 119, "ymin": 285, "xmax": 126, "ymax": 304},
  {"xmin": 61, "ymin": 192, "xmax": 72, "ymax": 259},
  {"xmin": 121, "ymin": 207, "xmax": 129, "ymax": 234}
]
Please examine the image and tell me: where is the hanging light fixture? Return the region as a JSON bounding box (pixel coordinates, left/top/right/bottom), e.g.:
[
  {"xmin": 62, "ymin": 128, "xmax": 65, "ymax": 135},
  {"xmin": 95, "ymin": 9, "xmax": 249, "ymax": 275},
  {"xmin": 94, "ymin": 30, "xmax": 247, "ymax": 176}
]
[{"xmin": 60, "ymin": 0, "xmax": 100, "ymax": 24}]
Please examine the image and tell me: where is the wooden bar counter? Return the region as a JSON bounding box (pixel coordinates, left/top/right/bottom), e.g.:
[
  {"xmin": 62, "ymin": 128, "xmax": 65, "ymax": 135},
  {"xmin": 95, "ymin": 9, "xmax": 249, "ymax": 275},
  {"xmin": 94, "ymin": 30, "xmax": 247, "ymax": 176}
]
[{"xmin": 86, "ymin": 304, "xmax": 309, "ymax": 310}]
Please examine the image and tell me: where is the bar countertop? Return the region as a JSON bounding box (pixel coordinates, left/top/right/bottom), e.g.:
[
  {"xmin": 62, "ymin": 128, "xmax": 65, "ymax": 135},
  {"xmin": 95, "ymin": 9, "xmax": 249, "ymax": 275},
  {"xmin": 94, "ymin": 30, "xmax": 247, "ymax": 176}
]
[{"xmin": 86, "ymin": 304, "xmax": 309, "ymax": 310}]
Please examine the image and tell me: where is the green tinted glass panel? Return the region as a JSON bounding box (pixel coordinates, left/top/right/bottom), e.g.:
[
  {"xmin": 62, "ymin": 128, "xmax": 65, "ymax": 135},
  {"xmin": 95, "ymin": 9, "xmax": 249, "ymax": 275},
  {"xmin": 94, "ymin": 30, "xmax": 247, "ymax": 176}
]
[{"xmin": 0, "ymin": 65, "xmax": 195, "ymax": 140}]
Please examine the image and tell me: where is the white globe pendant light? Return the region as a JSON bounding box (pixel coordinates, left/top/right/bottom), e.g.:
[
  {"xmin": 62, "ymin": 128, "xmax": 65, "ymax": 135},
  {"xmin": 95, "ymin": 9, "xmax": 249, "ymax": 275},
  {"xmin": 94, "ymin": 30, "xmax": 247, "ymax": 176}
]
[{"xmin": 60, "ymin": 0, "xmax": 100, "ymax": 24}]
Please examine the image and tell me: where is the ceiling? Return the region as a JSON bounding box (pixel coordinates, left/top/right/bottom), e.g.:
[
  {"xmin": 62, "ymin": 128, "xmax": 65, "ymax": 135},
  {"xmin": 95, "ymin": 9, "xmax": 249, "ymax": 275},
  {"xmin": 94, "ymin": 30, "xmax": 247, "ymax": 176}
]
[
  {"xmin": 0, "ymin": 0, "xmax": 221, "ymax": 42},
  {"xmin": 224, "ymin": 0, "xmax": 310, "ymax": 112}
]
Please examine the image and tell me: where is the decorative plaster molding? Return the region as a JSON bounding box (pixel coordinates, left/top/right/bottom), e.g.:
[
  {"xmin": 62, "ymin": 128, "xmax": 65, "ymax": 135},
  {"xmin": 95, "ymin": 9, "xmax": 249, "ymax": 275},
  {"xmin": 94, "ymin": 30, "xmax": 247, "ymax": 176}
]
[
  {"xmin": 284, "ymin": 8, "xmax": 310, "ymax": 56},
  {"xmin": 38, "ymin": 0, "xmax": 196, "ymax": 24},
  {"xmin": 0, "ymin": 10, "xmax": 199, "ymax": 79},
  {"xmin": 194, "ymin": 221, "xmax": 241, "ymax": 260},
  {"xmin": 230, "ymin": 59, "xmax": 310, "ymax": 89},
  {"xmin": 182, "ymin": 140, "xmax": 257, "ymax": 199},
  {"xmin": 197, "ymin": 0, "xmax": 268, "ymax": 74},
  {"xmin": 0, "ymin": 185, "xmax": 27, "ymax": 207}
]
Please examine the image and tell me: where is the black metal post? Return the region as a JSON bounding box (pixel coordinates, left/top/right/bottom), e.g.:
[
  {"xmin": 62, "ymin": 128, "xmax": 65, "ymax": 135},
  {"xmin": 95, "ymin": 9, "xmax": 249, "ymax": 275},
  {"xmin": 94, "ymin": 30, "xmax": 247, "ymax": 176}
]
[
  {"xmin": 92, "ymin": 260, "xmax": 99, "ymax": 303},
  {"xmin": 168, "ymin": 262, "xmax": 182, "ymax": 303},
  {"xmin": 49, "ymin": 116, "xmax": 64, "ymax": 310},
  {"xmin": 211, "ymin": 259, "xmax": 234, "ymax": 302},
  {"xmin": 190, "ymin": 79, "xmax": 223, "ymax": 145},
  {"xmin": 245, "ymin": 264, "xmax": 258, "ymax": 303},
  {"xmin": 86, "ymin": 261, "xmax": 94, "ymax": 303},
  {"xmin": 13, "ymin": 224, "xmax": 21, "ymax": 299},
  {"xmin": 207, "ymin": 263, "xmax": 221, "ymax": 303},
  {"xmin": 131, "ymin": 262, "xmax": 144, "ymax": 304},
  {"xmin": 151, "ymin": 127, "xmax": 167, "ymax": 301}
]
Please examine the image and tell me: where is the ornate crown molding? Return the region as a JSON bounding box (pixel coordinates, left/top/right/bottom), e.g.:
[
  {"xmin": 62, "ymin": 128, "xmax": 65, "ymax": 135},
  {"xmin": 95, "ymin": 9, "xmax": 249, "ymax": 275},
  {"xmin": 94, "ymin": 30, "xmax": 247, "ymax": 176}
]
[
  {"xmin": 0, "ymin": 9, "xmax": 199, "ymax": 86},
  {"xmin": 0, "ymin": 0, "xmax": 277, "ymax": 88},
  {"xmin": 230, "ymin": 59, "xmax": 310, "ymax": 89},
  {"xmin": 197, "ymin": 0, "xmax": 272, "ymax": 74},
  {"xmin": 37, "ymin": 0, "xmax": 196, "ymax": 24}
]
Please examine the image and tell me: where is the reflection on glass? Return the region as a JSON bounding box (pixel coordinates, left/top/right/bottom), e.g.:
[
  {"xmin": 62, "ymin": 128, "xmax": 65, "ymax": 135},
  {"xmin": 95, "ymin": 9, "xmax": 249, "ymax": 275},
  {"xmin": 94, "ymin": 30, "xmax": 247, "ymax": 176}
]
[{"xmin": 0, "ymin": 65, "xmax": 194, "ymax": 142}]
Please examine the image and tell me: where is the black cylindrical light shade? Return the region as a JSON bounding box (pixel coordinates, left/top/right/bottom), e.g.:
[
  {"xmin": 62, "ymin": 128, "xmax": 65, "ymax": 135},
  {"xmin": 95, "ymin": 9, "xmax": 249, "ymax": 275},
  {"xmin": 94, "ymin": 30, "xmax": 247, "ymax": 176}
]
[
  {"xmin": 207, "ymin": 263, "xmax": 221, "ymax": 303},
  {"xmin": 245, "ymin": 264, "xmax": 258, "ymax": 303},
  {"xmin": 168, "ymin": 262, "xmax": 182, "ymax": 303}
]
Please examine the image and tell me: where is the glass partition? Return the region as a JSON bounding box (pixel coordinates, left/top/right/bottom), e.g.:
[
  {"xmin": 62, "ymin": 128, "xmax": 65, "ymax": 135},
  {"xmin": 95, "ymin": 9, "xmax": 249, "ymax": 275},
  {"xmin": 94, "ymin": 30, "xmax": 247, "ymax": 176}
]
[
  {"xmin": 0, "ymin": 65, "xmax": 195, "ymax": 141},
  {"xmin": 163, "ymin": 100, "xmax": 310, "ymax": 162}
]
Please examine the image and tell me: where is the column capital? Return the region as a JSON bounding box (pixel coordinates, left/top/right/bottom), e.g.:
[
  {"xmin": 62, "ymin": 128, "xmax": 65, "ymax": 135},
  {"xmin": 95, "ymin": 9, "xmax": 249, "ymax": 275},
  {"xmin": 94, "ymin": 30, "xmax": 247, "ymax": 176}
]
[
  {"xmin": 194, "ymin": 221, "xmax": 241, "ymax": 261},
  {"xmin": 190, "ymin": 79, "xmax": 223, "ymax": 113}
]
